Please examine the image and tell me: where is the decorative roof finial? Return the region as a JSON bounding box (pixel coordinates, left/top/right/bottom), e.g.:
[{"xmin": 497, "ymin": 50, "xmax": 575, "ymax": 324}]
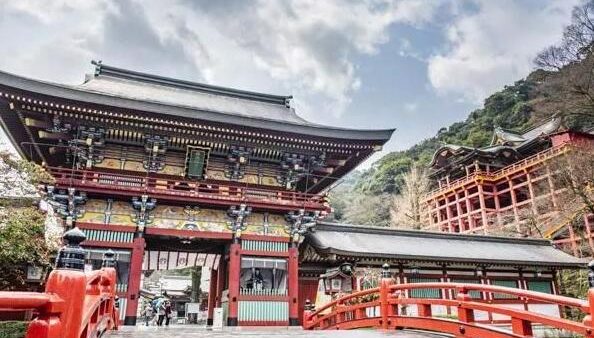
[{"xmin": 91, "ymin": 60, "xmax": 103, "ymax": 77}]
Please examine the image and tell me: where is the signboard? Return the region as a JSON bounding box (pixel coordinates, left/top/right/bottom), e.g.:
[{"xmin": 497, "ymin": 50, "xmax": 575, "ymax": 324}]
[
  {"xmin": 185, "ymin": 146, "xmax": 209, "ymax": 179},
  {"xmin": 185, "ymin": 302, "xmax": 201, "ymax": 314}
]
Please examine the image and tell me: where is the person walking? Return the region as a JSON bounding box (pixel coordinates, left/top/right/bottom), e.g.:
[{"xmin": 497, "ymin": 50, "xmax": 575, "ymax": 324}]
[
  {"xmin": 164, "ymin": 300, "xmax": 173, "ymax": 326},
  {"xmin": 157, "ymin": 300, "xmax": 166, "ymax": 326},
  {"xmin": 141, "ymin": 303, "xmax": 153, "ymax": 326}
]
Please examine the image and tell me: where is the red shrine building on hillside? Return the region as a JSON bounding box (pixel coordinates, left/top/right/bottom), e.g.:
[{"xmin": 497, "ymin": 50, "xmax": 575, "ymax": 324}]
[
  {"xmin": 0, "ymin": 62, "xmax": 584, "ymax": 327},
  {"xmin": 422, "ymin": 118, "xmax": 594, "ymax": 256}
]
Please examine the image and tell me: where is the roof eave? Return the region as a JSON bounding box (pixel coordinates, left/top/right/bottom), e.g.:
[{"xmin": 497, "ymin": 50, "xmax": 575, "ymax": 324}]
[
  {"xmin": 315, "ymin": 247, "xmax": 585, "ymax": 269},
  {"xmin": 315, "ymin": 222, "xmax": 555, "ymax": 245},
  {"xmin": 0, "ymin": 69, "xmax": 394, "ymax": 142}
]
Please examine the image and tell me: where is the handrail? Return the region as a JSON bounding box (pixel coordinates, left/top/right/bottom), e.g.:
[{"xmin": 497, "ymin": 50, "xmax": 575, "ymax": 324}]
[
  {"xmin": 303, "ymin": 278, "xmax": 594, "ymax": 337},
  {"xmin": 0, "ymin": 293, "xmax": 63, "ymax": 310},
  {"xmin": 387, "ymin": 282, "xmax": 588, "ymax": 310},
  {"xmin": 46, "ymin": 166, "xmax": 329, "ymax": 211},
  {"xmin": 0, "ymin": 228, "xmax": 119, "ymax": 338}
]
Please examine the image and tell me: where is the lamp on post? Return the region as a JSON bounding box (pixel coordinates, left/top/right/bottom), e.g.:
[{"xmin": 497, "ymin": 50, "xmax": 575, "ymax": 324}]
[{"xmin": 320, "ymin": 262, "xmax": 354, "ymax": 295}]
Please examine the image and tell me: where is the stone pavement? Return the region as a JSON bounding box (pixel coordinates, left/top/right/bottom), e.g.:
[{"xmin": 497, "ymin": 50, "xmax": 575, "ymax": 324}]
[{"xmin": 107, "ymin": 325, "xmax": 449, "ymax": 338}]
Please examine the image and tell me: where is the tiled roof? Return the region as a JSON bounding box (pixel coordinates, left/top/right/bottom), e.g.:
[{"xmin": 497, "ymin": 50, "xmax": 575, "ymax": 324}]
[
  {"xmin": 306, "ymin": 222, "xmax": 584, "ymax": 268},
  {"xmin": 0, "ymin": 62, "xmax": 394, "ymax": 141}
]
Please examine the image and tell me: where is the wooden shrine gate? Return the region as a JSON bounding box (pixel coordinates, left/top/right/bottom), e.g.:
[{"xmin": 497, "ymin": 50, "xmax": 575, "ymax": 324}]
[{"xmin": 303, "ymin": 265, "xmax": 594, "ymax": 337}]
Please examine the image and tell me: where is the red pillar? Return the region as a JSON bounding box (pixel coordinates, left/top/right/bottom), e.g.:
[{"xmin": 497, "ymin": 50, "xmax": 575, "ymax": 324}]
[
  {"xmin": 227, "ymin": 242, "xmax": 241, "ymax": 326},
  {"xmin": 568, "ymin": 224, "xmax": 580, "ymax": 257},
  {"xmin": 288, "ymin": 244, "xmax": 299, "ymax": 325},
  {"xmin": 216, "ymin": 258, "xmax": 226, "ymax": 307},
  {"xmin": 207, "ymin": 268, "xmax": 218, "ymax": 326},
  {"xmin": 477, "ymin": 184, "xmax": 488, "ymax": 232},
  {"xmin": 379, "ymin": 273, "xmax": 392, "ymax": 330},
  {"xmin": 124, "ymin": 236, "xmax": 145, "ymax": 325}
]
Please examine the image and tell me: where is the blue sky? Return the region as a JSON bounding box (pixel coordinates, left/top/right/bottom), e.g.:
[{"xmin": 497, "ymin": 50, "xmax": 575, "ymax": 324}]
[{"xmin": 0, "ymin": 0, "xmax": 581, "ymax": 167}]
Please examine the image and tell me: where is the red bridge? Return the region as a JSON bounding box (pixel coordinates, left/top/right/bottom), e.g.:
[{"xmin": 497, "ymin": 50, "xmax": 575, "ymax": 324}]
[
  {"xmin": 2, "ymin": 229, "xmax": 594, "ymax": 337},
  {"xmin": 304, "ymin": 269, "xmax": 594, "ymax": 337},
  {"xmin": 0, "ymin": 228, "xmax": 119, "ymax": 338}
]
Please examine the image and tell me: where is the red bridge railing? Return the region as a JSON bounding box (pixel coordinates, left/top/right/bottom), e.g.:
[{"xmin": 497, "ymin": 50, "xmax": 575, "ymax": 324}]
[
  {"xmin": 0, "ymin": 228, "xmax": 119, "ymax": 338},
  {"xmin": 304, "ymin": 266, "xmax": 594, "ymax": 337},
  {"xmin": 47, "ymin": 166, "xmax": 329, "ymax": 212}
]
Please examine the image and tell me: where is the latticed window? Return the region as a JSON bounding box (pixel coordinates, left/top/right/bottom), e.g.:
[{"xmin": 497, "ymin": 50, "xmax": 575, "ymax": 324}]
[
  {"xmin": 407, "ymin": 277, "xmax": 441, "ymax": 298},
  {"xmin": 490, "ymin": 279, "xmax": 518, "ymax": 299},
  {"xmin": 526, "ymin": 280, "xmax": 553, "ymax": 294}
]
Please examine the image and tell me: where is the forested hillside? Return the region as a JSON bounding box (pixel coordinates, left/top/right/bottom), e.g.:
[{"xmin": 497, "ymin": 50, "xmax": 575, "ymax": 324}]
[{"xmin": 329, "ymin": 1, "xmax": 594, "ymax": 225}]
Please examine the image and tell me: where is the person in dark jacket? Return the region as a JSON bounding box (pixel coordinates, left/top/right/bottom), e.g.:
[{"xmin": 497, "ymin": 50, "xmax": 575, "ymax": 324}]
[{"xmin": 164, "ymin": 300, "xmax": 173, "ymax": 326}]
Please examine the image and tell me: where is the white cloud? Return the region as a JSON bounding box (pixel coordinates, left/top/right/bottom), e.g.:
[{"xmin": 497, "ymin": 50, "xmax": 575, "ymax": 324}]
[
  {"xmin": 138, "ymin": 0, "xmax": 446, "ymax": 118},
  {"xmin": 427, "ymin": 0, "xmax": 579, "ymax": 104},
  {"xmin": 403, "ymin": 102, "xmax": 418, "ymax": 113},
  {"xmin": 398, "ymin": 37, "xmax": 425, "ymax": 61},
  {"xmin": 0, "ymin": 0, "xmax": 444, "ymax": 121}
]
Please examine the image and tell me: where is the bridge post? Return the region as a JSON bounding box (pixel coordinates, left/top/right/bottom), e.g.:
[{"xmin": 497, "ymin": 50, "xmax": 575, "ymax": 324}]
[
  {"xmin": 43, "ymin": 227, "xmax": 88, "ymax": 338},
  {"xmin": 303, "ymin": 299, "xmax": 315, "ymax": 329},
  {"xmin": 584, "ymin": 260, "xmax": 594, "ymax": 329},
  {"xmin": 455, "ymin": 286, "xmax": 474, "ymax": 324},
  {"xmin": 379, "ymin": 263, "xmax": 392, "ymax": 330},
  {"xmin": 511, "ymin": 317, "xmax": 533, "ymax": 336}
]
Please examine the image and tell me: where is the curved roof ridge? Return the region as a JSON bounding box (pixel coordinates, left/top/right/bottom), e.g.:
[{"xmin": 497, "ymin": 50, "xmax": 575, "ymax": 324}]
[
  {"xmin": 91, "ymin": 60, "xmax": 292, "ymax": 106},
  {"xmin": 310, "ymin": 221, "xmax": 584, "ymax": 268},
  {"xmin": 315, "ymin": 221, "xmax": 551, "ymax": 245},
  {"xmin": 0, "ymin": 66, "xmax": 394, "ymax": 141}
]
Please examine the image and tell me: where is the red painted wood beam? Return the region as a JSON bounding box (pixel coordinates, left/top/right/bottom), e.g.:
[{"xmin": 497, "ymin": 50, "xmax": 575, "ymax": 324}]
[
  {"xmin": 76, "ymin": 222, "xmax": 136, "ymax": 232},
  {"xmin": 145, "ymin": 227, "xmax": 233, "ymax": 240}
]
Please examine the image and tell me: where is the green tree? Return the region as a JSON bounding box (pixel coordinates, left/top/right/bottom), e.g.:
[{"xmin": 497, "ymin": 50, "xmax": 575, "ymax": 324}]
[
  {"xmin": 0, "ymin": 207, "xmax": 51, "ymax": 290},
  {"xmin": 0, "ymin": 152, "xmax": 54, "ymax": 290}
]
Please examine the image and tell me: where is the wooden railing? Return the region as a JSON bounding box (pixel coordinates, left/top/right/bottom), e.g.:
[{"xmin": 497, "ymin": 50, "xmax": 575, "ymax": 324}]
[
  {"xmin": 47, "ymin": 166, "xmax": 329, "ymax": 212},
  {"xmin": 304, "ymin": 277, "xmax": 594, "ymax": 337},
  {"xmin": 0, "ymin": 229, "xmax": 119, "ymax": 338},
  {"xmin": 426, "ymin": 144, "xmax": 569, "ymax": 198}
]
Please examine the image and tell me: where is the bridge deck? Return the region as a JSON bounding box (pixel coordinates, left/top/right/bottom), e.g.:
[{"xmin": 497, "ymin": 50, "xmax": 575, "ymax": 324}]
[{"xmin": 107, "ymin": 326, "xmax": 448, "ymax": 337}]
